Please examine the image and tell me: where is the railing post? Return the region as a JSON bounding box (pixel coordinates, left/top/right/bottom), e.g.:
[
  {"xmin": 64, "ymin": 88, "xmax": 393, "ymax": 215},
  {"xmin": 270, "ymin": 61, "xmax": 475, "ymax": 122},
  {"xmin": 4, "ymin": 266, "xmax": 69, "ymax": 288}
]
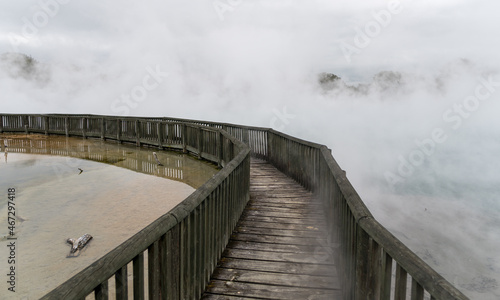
[
  {"xmin": 117, "ymin": 119, "xmax": 122, "ymax": 144},
  {"xmin": 95, "ymin": 281, "xmax": 108, "ymax": 300},
  {"xmin": 157, "ymin": 122, "xmax": 163, "ymax": 149},
  {"xmin": 266, "ymin": 131, "xmax": 273, "ymax": 163},
  {"xmin": 355, "ymin": 224, "xmax": 372, "ymax": 300},
  {"xmin": 197, "ymin": 127, "xmax": 203, "ymax": 159},
  {"xmin": 182, "ymin": 124, "xmax": 187, "ymax": 153},
  {"xmin": 44, "ymin": 116, "xmax": 49, "ymax": 135},
  {"xmin": 242, "ymin": 128, "xmax": 249, "ymax": 145},
  {"xmin": 115, "ymin": 266, "xmax": 128, "ymax": 300},
  {"xmin": 101, "ymin": 118, "xmax": 105, "ymax": 140},
  {"xmin": 65, "ymin": 117, "xmax": 69, "ymax": 137},
  {"xmin": 135, "ymin": 120, "xmax": 141, "ymax": 146},
  {"xmin": 133, "ymin": 252, "xmax": 145, "ymax": 300},
  {"xmin": 218, "ymin": 131, "xmax": 224, "ymax": 167},
  {"xmin": 0, "ymin": 115, "xmax": 3, "ymax": 133},
  {"xmin": 23, "ymin": 115, "xmax": 29, "ymax": 134},
  {"xmin": 82, "ymin": 117, "xmax": 87, "ymax": 139}
]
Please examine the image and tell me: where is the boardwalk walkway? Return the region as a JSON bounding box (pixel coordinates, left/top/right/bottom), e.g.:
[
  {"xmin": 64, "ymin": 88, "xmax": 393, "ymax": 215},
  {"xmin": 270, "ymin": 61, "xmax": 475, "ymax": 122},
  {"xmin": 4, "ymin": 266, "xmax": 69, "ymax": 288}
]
[{"xmin": 203, "ymin": 159, "xmax": 341, "ymax": 299}]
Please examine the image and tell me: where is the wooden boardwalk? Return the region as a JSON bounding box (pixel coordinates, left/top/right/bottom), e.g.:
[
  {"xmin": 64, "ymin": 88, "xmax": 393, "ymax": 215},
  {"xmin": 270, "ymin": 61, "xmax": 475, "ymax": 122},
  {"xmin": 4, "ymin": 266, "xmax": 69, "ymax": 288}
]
[{"xmin": 203, "ymin": 159, "xmax": 341, "ymax": 299}]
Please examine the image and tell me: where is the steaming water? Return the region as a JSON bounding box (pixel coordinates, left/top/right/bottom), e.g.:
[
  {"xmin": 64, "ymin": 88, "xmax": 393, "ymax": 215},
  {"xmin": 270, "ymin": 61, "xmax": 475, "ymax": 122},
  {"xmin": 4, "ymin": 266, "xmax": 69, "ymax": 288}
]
[{"xmin": 0, "ymin": 134, "xmax": 217, "ymax": 299}]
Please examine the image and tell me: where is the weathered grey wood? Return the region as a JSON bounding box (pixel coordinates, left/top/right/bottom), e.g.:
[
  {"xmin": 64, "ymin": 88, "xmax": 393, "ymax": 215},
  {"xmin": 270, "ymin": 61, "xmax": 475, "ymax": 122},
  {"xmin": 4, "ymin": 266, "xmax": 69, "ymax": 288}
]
[
  {"xmin": 411, "ymin": 278, "xmax": 425, "ymax": 300},
  {"xmin": 205, "ymin": 280, "xmax": 342, "ymax": 299},
  {"xmin": 211, "ymin": 268, "xmax": 338, "ymax": 289},
  {"xmin": 44, "ymin": 116, "xmax": 49, "ymax": 135},
  {"xmin": 64, "ymin": 117, "xmax": 69, "ymax": 136},
  {"xmin": 133, "ymin": 252, "xmax": 145, "ymax": 300},
  {"xmin": 159, "ymin": 233, "xmax": 168, "ymax": 299},
  {"xmin": 114, "ymin": 266, "xmax": 127, "ymax": 300},
  {"xmin": 94, "ymin": 281, "xmax": 108, "ymax": 300},
  {"xmin": 355, "ymin": 225, "xmax": 371, "ymax": 300},
  {"xmin": 148, "ymin": 241, "xmax": 160, "ymax": 299},
  {"xmin": 381, "ymin": 251, "xmax": 393, "ymax": 300},
  {"xmin": 219, "ymin": 257, "xmax": 335, "ymax": 276},
  {"xmin": 116, "ymin": 119, "xmax": 122, "ymax": 143},
  {"xmin": 234, "ymin": 225, "xmax": 325, "ymax": 238},
  {"xmin": 82, "ymin": 117, "xmax": 87, "ymax": 138},
  {"xmin": 135, "ymin": 119, "xmax": 140, "ymax": 146},
  {"xmin": 237, "ymin": 219, "xmax": 326, "ymax": 231},
  {"xmin": 202, "ymin": 294, "xmax": 259, "ymax": 300},
  {"xmin": 100, "ymin": 117, "xmax": 105, "ymax": 140},
  {"xmin": 395, "ymin": 264, "xmax": 408, "ymax": 300},
  {"xmin": 203, "ymin": 160, "xmax": 340, "ymax": 299},
  {"xmin": 157, "ymin": 122, "xmax": 163, "ymax": 149},
  {"xmin": 166, "ymin": 225, "xmax": 180, "ymax": 299},
  {"xmin": 369, "ymin": 240, "xmax": 382, "ymax": 299}
]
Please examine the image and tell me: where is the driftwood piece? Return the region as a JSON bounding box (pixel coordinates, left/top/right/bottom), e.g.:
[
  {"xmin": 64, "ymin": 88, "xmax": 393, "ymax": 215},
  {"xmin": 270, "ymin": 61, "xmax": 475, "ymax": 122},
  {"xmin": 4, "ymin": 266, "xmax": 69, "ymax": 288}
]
[{"xmin": 67, "ymin": 234, "xmax": 93, "ymax": 254}]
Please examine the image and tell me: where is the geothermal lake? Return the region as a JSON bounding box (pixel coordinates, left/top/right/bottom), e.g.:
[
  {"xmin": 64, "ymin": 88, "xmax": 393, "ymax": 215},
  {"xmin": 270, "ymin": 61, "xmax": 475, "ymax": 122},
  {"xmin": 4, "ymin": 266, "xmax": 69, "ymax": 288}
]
[{"xmin": 0, "ymin": 134, "xmax": 218, "ymax": 299}]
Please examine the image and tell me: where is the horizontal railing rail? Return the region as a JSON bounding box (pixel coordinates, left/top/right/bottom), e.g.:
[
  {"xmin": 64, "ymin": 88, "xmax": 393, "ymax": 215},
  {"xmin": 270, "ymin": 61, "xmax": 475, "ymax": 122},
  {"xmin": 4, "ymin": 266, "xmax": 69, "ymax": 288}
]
[
  {"xmin": 0, "ymin": 113, "xmax": 468, "ymax": 299},
  {"xmin": 0, "ymin": 113, "xmax": 250, "ymax": 300}
]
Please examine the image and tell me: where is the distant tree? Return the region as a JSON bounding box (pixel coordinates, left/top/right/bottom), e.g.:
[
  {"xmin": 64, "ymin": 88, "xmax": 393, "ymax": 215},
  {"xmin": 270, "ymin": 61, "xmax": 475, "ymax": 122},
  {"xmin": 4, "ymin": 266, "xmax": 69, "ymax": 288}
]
[
  {"xmin": 0, "ymin": 52, "xmax": 46, "ymax": 82},
  {"xmin": 318, "ymin": 72, "xmax": 343, "ymax": 91},
  {"xmin": 372, "ymin": 71, "xmax": 403, "ymax": 91}
]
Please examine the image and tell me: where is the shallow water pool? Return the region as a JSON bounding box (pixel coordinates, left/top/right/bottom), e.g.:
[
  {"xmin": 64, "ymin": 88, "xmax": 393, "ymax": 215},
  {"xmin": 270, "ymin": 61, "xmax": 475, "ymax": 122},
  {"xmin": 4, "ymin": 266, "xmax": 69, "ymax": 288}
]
[{"xmin": 0, "ymin": 134, "xmax": 218, "ymax": 299}]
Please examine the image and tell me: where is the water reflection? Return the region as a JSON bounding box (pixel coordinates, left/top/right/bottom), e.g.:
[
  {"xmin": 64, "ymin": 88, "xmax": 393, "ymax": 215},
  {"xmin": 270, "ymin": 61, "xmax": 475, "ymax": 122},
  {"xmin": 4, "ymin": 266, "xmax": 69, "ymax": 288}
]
[{"xmin": 0, "ymin": 133, "xmax": 218, "ymax": 188}]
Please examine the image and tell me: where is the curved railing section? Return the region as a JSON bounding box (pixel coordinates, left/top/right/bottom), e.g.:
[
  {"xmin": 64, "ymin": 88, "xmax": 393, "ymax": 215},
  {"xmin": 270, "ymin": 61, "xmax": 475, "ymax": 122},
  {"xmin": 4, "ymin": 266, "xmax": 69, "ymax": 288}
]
[
  {"xmin": 0, "ymin": 114, "xmax": 467, "ymax": 299},
  {"xmin": 141, "ymin": 115, "xmax": 468, "ymax": 299},
  {"xmin": 0, "ymin": 114, "xmax": 250, "ymax": 299}
]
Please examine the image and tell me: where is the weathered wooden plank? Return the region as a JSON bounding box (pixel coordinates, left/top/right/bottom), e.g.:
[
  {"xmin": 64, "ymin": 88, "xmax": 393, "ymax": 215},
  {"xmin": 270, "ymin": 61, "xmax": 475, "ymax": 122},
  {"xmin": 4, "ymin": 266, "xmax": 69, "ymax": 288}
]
[
  {"xmin": 237, "ymin": 220, "xmax": 326, "ymax": 231},
  {"xmin": 211, "ymin": 268, "xmax": 339, "ymax": 289},
  {"xmin": 222, "ymin": 248, "xmax": 335, "ymax": 264},
  {"xmin": 243, "ymin": 205, "xmax": 325, "ymax": 216},
  {"xmin": 238, "ymin": 215, "xmax": 322, "ymax": 226},
  {"xmin": 205, "ymin": 280, "xmax": 341, "ymax": 300},
  {"xmin": 230, "ymin": 232, "xmax": 329, "ymax": 247},
  {"xmin": 218, "ymin": 257, "xmax": 335, "ymax": 276},
  {"xmin": 234, "ymin": 225, "xmax": 325, "ymax": 238},
  {"xmin": 242, "ymin": 210, "xmax": 324, "ymax": 220},
  {"xmin": 247, "ymin": 200, "xmax": 323, "ymax": 208},
  {"xmin": 201, "ymin": 294, "xmax": 258, "ymax": 300},
  {"xmin": 247, "ymin": 198, "xmax": 317, "ymax": 205},
  {"xmin": 226, "ymin": 240, "xmax": 332, "ymax": 254}
]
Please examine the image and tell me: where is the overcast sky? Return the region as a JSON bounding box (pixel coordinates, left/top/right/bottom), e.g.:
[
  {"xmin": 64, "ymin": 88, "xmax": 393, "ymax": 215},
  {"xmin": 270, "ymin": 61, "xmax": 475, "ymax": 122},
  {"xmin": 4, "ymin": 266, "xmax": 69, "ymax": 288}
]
[
  {"xmin": 2, "ymin": 1, "xmax": 500, "ymax": 298},
  {"xmin": 1, "ymin": 1, "xmax": 499, "ymax": 117}
]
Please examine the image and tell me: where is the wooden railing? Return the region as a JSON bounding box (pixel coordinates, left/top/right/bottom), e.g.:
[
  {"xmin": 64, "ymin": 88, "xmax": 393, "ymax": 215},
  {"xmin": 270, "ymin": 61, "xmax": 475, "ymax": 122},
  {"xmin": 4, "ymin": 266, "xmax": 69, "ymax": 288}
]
[
  {"xmin": 1, "ymin": 114, "xmax": 250, "ymax": 299},
  {"xmin": 0, "ymin": 114, "xmax": 468, "ymax": 299},
  {"xmin": 133, "ymin": 115, "xmax": 468, "ymax": 299}
]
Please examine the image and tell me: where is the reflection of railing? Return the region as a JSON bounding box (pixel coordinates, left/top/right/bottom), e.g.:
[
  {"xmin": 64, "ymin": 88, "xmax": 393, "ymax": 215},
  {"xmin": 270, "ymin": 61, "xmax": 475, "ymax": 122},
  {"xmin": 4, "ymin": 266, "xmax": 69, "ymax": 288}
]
[
  {"xmin": 0, "ymin": 136, "xmax": 214, "ymax": 188},
  {"xmin": 1, "ymin": 114, "xmax": 250, "ymax": 300},
  {"xmin": 0, "ymin": 114, "xmax": 233, "ymax": 166},
  {"xmin": 0, "ymin": 114, "xmax": 467, "ymax": 299}
]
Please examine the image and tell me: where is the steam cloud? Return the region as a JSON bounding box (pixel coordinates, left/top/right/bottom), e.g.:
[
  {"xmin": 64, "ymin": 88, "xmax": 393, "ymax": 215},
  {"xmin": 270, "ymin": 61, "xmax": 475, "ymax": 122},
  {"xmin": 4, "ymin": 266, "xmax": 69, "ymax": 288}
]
[{"xmin": 1, "ymin": 1, "xmax": 500, "ymax": 298}]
